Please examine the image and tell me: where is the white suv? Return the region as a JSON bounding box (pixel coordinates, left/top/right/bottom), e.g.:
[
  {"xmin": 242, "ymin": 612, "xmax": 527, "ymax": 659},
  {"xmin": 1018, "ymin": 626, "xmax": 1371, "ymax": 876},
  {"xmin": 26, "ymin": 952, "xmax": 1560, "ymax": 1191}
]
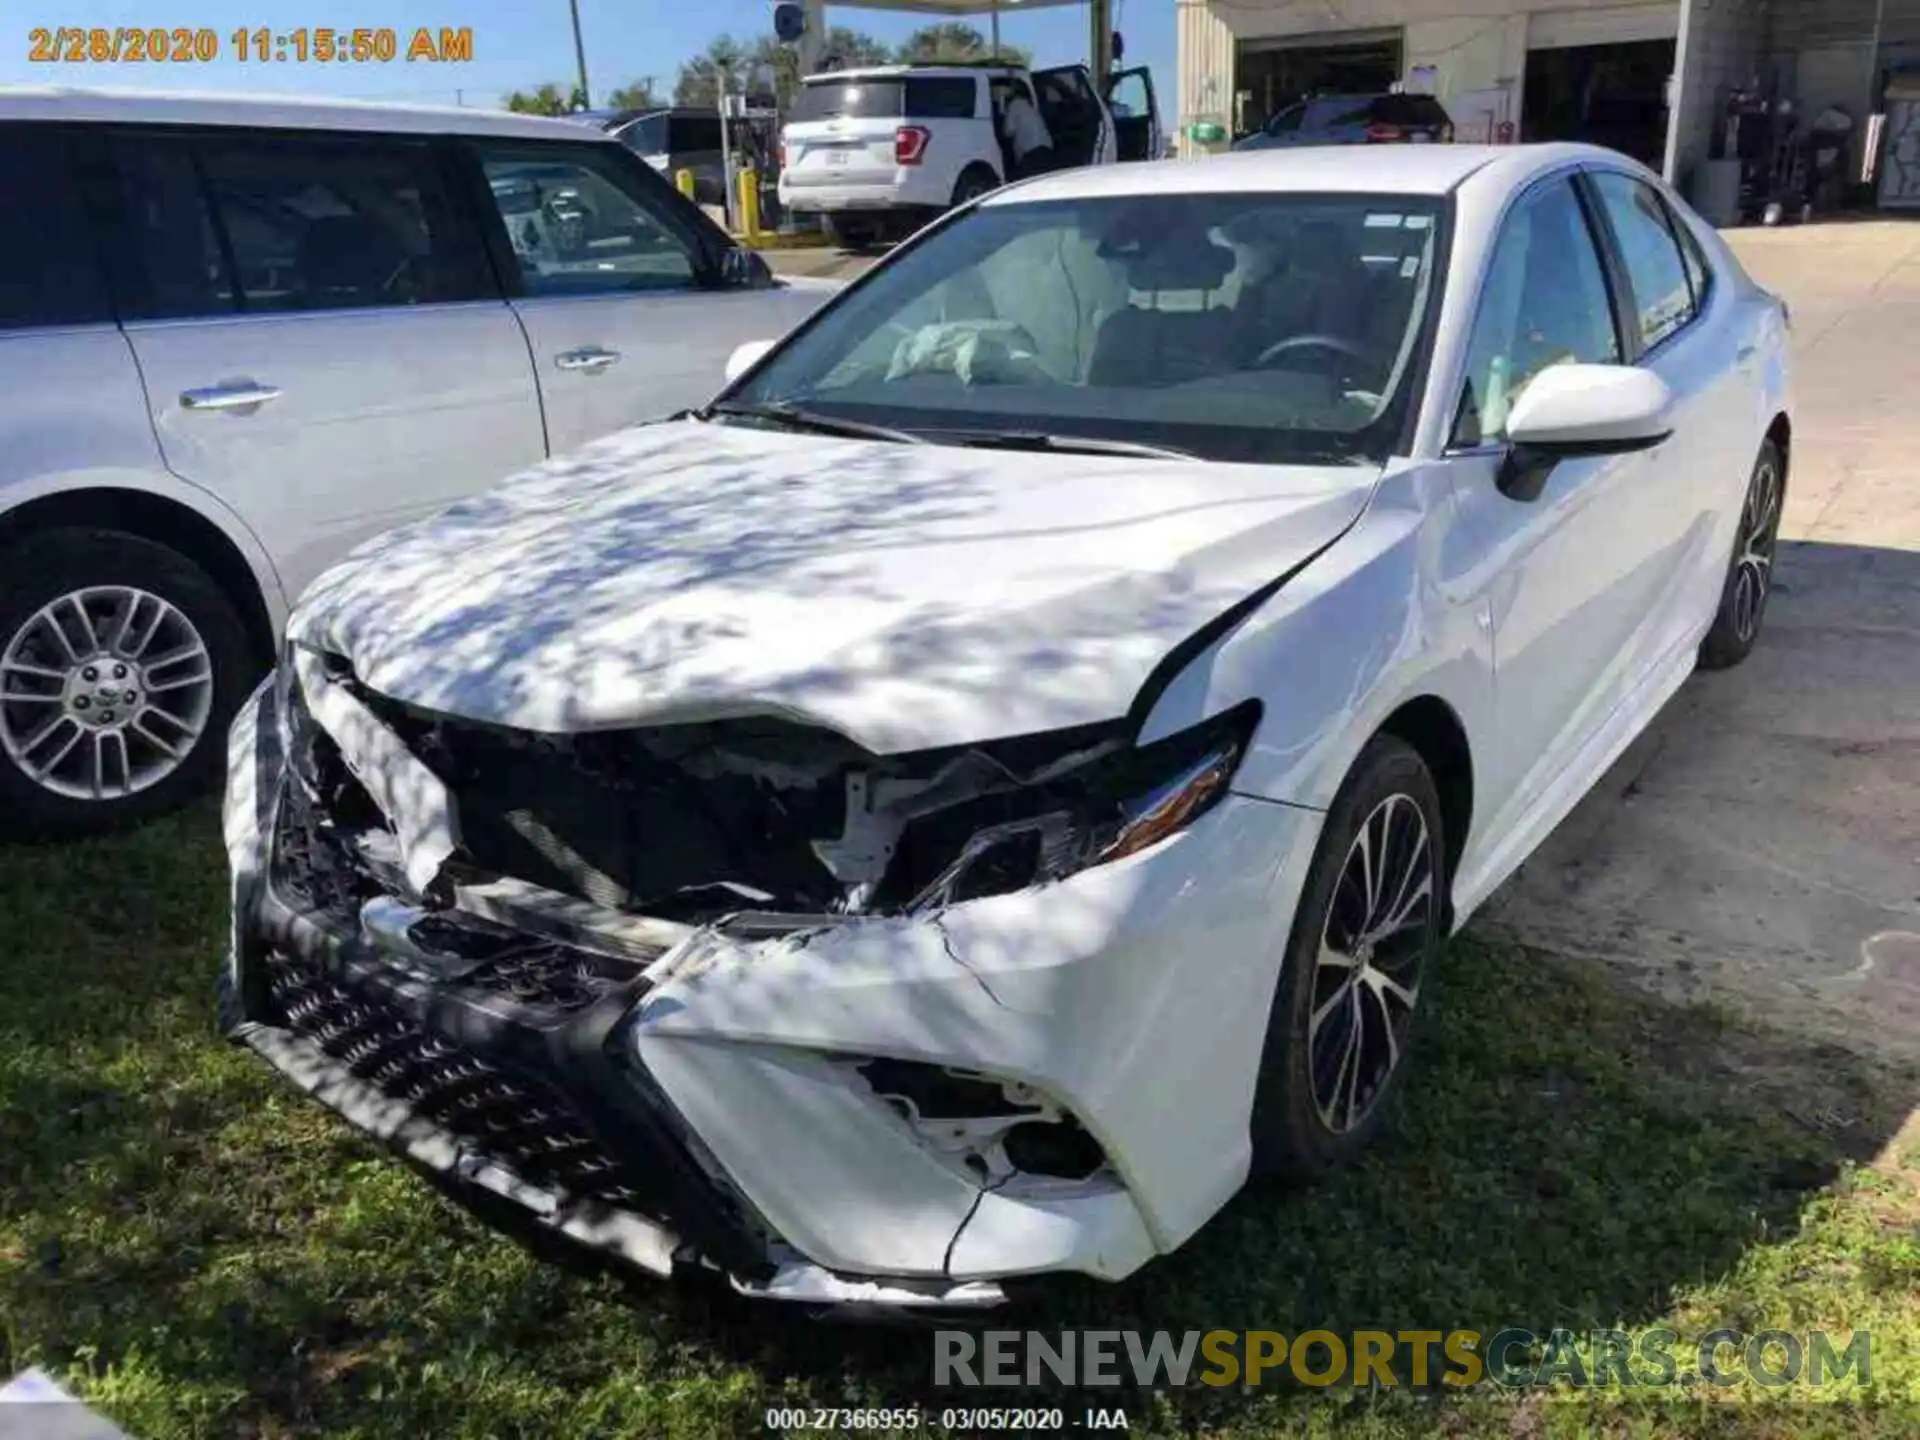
[
  {"xmin": 0, "ymin": 87, "xmax": 836, "ymax": 837},
  {"xmin": 778, "ymin": 62, "xmax": 1161, "ymax": 247}
]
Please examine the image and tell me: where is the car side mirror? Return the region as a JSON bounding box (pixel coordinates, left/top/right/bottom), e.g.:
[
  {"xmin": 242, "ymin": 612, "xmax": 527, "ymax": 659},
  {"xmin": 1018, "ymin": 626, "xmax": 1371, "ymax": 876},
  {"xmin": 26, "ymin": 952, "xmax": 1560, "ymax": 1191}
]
[
  {"xmin": 1498, "ymin": 363, "xmax": 1675, "ymax": 501},
  {"xmin": 724, "ymin": 338, "xmax": 777, "ymax": 384}
]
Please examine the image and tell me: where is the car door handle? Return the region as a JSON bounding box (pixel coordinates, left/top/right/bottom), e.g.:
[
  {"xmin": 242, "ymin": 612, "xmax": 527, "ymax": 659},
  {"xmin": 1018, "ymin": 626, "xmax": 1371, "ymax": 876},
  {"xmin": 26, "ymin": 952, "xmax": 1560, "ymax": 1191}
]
[
  {"xmin": 1736, "ymin": 344, "xmax": 1758, "ymax": 365},
  {"xmin": 555, "ymin": 347, "xmax": 621, "ymax": 373},
  {"xmin": 179, "ymin": 382, "xmax": 283, "ymax": 411}
]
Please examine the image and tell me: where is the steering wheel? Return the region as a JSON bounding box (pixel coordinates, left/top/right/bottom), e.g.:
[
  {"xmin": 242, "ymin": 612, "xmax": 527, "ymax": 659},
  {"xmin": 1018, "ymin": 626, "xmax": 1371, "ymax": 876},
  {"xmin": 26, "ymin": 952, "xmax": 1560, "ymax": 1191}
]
[{"xmin": 1254, "ymin": 333, "xmax": 1370, "ymax": 369}]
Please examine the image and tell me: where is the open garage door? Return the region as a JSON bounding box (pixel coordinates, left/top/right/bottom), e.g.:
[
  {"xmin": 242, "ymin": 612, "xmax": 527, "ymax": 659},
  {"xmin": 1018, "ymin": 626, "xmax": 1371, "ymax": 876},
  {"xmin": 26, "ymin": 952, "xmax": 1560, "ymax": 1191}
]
[
  {"xmin": 1525, "ymin": 4, "xmax": 1679, "ymax": 170},
  {"xmin": 1233, "ymin": 29, "xmax": 1402, "ymax": 138}
]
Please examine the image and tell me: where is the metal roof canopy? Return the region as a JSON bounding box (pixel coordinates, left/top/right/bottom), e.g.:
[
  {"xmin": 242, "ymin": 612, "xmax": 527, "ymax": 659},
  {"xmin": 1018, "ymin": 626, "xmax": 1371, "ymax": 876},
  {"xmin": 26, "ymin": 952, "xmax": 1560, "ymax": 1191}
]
[{"xmin": 799, "ymin": 0, "xmax": 1116, "ymax": 80}]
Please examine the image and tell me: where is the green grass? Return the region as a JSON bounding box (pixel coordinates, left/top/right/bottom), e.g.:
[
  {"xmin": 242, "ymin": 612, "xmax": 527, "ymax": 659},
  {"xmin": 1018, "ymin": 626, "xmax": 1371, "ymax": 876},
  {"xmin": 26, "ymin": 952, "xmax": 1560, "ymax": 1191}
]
[{"xmin": 3, "ymin": 806, "xmax": 1918, "ymax": 1437}]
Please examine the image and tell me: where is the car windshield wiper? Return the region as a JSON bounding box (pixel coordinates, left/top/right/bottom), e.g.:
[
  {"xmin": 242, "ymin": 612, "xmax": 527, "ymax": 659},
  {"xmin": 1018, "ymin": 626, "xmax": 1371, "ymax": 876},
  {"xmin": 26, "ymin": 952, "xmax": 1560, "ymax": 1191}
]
[
  {"xmin": 936, "ymin": 429, "xmax": 1198, "ymax": 460},
  {"xmin": 698, "ymin": 401, "xmax": 923, "ymax": 445}
]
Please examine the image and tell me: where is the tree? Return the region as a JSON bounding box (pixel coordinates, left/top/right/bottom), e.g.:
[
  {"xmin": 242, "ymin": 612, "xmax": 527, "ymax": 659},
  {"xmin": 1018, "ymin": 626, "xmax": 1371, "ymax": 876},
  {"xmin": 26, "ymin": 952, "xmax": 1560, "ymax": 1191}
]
[
  {"xmin": 673, "ymin": 36, "xmax": 747, "ymax": 109},
  {"xmin": 674, "ymin": 28, "xmax": 890, "ymax": 112},
  {"xmin": 604, "ymin": 79, "xmax": 661, "ymax": 112},
  {"xmin": 819, "ymin": 26, "xmax": 893, "ymax": 71},
  {"xmin": 894, "ymin": 22, "xmax": 1028, "ymax": 67},
  {"xmin": 503, "ymin": 82, "xmax": 586, "ymax": 116}
]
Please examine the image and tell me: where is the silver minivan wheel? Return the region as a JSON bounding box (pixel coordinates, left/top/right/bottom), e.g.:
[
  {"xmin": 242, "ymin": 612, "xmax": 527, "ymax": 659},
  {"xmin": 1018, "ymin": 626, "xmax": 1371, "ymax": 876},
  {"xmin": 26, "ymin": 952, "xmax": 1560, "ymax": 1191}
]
[
  {"xmin": 0, "ymin": 584, "xmax": 215, "ymax": 800},
  {"xmin": 0, "ymin": 528, "xmax": 254, "ymax": 837}
]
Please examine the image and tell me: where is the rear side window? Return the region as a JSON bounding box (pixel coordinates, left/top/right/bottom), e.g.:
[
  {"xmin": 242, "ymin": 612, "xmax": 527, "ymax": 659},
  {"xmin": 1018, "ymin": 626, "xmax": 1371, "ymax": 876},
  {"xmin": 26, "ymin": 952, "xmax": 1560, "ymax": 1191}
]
[
  {"xmin": 0, "ymin": 126, "xmax": 112, "ymax": 329},
  {"xmin": 791, "ymin": 80, "xmax": 905, "ymax": 122},
  {"xmin": 1588, "ymin": 171, "xmax": 1697, "ymax": 350},
  {"xmin": 905, "ymin": 77, "xmax": 977, "ymax": 119},
  {"xmin": 1303, "ymin": 98, "xmax": 1377, "ymax": 130},
  {"xmin": 667, "ymin": 116, "xmax": 724, "ymax": 151},
  {"xmin": 1667, "ymin": 201, "xmax": 1714, "ymax": 309},
  {"xmin": 1378, "ymin": 94, "xmax": 1449, "ymax": 126},
  {"xmin": 112, "ymin": 130, "xmax": 491, "ymax": 318},
  {"xmin": 1263, "ymin": 104, "xmax": 1304, "ymax": 135}
]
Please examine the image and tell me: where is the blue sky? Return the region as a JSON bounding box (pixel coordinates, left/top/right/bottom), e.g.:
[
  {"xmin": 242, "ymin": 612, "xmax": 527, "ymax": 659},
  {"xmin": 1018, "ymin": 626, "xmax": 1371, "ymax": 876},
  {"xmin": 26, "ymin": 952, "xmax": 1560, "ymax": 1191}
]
[{"xmin": 6, "ymin": 1, "xmax": 1173, "ymax": 112}]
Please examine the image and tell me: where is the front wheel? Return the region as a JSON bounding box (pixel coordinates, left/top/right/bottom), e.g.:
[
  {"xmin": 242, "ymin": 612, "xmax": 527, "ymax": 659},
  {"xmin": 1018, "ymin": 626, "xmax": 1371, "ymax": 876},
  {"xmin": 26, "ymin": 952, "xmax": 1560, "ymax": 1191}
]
[
  {"xmin": 0, "ymin": 529, "xmax": 255, "ymax": 838},
  {"xmin": 1249, "ymin": 735, "xmax": 1446, "ymax": 1181},
  {"xmin": 1698, "ymin": 439, "xmax": 1785, "ymax": 671}
]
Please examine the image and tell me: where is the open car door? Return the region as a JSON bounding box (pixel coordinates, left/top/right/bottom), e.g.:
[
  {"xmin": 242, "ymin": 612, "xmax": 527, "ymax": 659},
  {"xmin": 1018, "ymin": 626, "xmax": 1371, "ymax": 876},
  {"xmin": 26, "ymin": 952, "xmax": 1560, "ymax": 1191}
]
[
  {"xmin": 1030, "ymin": 64, "xmax": 1114, "ymax": 167},
  {"xmin": 1106, "ymin": 66, "xmax": 1162, "ymax": 161}
]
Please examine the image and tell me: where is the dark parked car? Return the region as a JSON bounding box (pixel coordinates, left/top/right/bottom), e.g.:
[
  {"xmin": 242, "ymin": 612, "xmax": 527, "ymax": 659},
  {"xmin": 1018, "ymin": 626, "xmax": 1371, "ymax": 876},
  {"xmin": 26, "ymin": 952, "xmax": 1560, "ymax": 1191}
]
[
  {"xmin": 1235, "ymin": 92, "xmax": 1454, "ymax": 150},
  {"xmin": 576, "ymin": 107, "xmax": 728, "ymax": 206}
]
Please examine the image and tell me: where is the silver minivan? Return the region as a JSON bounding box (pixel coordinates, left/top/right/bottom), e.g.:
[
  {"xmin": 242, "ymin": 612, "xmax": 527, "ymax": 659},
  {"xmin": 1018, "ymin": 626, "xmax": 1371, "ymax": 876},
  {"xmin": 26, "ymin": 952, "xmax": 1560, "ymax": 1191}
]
[{"xmin": 0, "ymin": 88, "xmax": 836, "ymax": 837}]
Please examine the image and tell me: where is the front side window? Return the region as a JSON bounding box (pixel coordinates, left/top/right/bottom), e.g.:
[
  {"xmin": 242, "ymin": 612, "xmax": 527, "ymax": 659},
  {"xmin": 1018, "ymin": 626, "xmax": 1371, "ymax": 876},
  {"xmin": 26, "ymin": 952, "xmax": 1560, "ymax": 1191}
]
[
  {"xmin": 619, "ymin": 115, "xmax": 669, "ymax": 155},
  {"xmin": 1589, "ymin": 171, "xmax": 1697, "ymax": 350},
  {"xmin": 115, "ymin": 131, "xmax": 488, "ymax": 317},
  {"xmin": 727, "ymin": 191, "xmax": 1447, "ymax": 465},
  {"xmin": 475, "ymin": 143, "xmax": 699, "ymax": 297},
  {"xmin": 1109, "ymin": 71, "xmax": 1152, "ymax": 119},
  {"xmin": 1453, "ymin": 177, "xmax": 1619, "ymax": 447}
]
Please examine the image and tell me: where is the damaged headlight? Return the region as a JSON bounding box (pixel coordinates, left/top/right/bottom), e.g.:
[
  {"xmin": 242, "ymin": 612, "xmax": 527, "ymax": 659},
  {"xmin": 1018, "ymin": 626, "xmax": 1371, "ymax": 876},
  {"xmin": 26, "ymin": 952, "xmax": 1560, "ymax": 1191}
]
[
  {"xmin": 273, "ymin": 644, "xmax": 361, "ymax": 803},
  {"xmin": 906, "ymin": 702, "xmax": 1259, "ymax": 911}
]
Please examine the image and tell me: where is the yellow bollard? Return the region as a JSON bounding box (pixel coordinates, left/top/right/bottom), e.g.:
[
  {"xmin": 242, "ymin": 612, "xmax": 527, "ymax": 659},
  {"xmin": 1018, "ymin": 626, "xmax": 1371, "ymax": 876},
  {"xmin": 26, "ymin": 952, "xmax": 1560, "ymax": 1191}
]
[
  {"xmin": 675, "ymin": 167, "xmax": 696, "ymax": 201},
  {"xmin": 736, "ymin": 167, "xmax": 761, "ymax": 243}
]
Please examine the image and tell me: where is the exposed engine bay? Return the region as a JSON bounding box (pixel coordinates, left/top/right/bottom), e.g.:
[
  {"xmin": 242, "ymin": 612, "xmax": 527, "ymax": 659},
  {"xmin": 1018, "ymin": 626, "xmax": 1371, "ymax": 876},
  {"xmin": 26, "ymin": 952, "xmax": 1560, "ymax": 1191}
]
[{"xmin": 294, "ymin": 663, "xmax": 1256, "ymax": 929}]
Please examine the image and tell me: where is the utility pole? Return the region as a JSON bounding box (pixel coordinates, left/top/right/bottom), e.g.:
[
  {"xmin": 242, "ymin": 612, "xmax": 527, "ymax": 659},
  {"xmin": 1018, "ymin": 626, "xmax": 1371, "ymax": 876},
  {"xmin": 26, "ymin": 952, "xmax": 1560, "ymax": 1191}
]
[{"xmin": 568, "ymin": 0, "xmax": 591, "ymax": 108}]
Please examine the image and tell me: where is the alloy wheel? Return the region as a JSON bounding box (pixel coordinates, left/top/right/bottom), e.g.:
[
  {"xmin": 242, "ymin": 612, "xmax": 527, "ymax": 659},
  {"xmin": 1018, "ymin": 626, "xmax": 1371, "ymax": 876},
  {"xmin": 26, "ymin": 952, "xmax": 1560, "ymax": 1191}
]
[
  {"xmin": 1306, "ymin": 792, "xmax": 1436, "ymax": 1135},
  {"xmin": 1731, "ymin": 455, "xmax": 1782, "ymax": 644},
  {"xmin": 0, "ymin": 586, "xmax": 214, "ymax": 800}
]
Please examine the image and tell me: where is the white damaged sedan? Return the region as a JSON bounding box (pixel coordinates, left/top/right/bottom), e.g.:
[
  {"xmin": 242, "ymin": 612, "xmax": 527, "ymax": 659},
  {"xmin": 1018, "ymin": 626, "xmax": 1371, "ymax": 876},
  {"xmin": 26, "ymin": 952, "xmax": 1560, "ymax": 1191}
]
[{"xmin": 222, "ymin": 143, "xmax": 1791, "ymax": 1309}]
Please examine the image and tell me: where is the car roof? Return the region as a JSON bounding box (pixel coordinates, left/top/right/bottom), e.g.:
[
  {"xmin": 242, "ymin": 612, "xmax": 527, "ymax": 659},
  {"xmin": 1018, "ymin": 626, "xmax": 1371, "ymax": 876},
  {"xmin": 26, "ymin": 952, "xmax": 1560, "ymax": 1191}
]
[
  {"xmin": 0, "ymin": 84, "xmax": 614, "ymax": 141},
  {"xmin": 987, "ymin": 142, "xmax": 1616, "ymax": 203},
  {"xmin": 799, "ymin": 65, "xmax": 1014, "ymax": 83}
]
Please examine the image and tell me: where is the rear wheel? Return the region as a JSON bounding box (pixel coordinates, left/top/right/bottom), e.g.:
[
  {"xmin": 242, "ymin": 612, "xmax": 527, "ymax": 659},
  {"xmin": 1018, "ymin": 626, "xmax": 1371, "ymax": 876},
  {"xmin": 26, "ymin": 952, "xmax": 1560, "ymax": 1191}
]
[
  {"xmin": 0, "ymin": 529, "xmax": 254, "ymax": 838},
  {"xmin": 951, "ymin": 164, "xmax": 1000, "ymax": 208},
  {"xmin": 1249, "ymin": 736, "xmax": 1446, "ymax": 1181},
  {"xmin": 822, "ymin": 213, "xmax": 881, "ymax": 252},
  {"xmin": 1699, "ymin": 439, "xmax": 1785, "ymax": 671}
]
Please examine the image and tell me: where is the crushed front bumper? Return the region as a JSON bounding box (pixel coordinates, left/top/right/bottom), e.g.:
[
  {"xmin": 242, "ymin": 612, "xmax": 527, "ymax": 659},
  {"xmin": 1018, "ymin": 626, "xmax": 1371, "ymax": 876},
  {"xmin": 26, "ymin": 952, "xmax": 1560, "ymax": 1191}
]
[{"xmin": 221, "ymin": 669, "xmax": 1321, "ymax": 1308}]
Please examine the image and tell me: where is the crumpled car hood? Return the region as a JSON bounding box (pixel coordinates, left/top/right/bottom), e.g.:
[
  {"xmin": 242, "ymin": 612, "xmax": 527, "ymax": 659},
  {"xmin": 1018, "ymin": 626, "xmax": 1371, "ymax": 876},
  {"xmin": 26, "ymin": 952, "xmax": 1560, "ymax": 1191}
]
[{"xmin": 288, "ymin": 419, "xmax": 1375, "ymax": 753}]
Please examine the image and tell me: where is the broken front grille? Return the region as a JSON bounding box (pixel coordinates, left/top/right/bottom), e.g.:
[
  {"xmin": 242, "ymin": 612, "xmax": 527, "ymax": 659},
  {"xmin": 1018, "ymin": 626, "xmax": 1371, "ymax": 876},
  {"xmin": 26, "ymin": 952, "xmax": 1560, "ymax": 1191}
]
[
  {"xmin": 264, "ymin": 950, "xmax": 645, "ymax": 1210},
  {"xmin": 273, "ymin": 788, "xmax": 384, "ymax": 932},
  {"xmin": 459, "ymin": 945, "xmax": 637, "ymax": 1013}
]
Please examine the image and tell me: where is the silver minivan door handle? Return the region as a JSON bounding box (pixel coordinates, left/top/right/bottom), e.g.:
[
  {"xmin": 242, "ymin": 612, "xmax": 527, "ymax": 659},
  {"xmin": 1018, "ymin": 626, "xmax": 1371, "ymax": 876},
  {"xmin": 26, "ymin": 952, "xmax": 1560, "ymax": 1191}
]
[
  {"xmin": 555, "ymin": 346, "xmax": 621, "ymax": 373},
  {"xmin": 180, "ymin": 382, "xmax": 283, "ymax": 411}
]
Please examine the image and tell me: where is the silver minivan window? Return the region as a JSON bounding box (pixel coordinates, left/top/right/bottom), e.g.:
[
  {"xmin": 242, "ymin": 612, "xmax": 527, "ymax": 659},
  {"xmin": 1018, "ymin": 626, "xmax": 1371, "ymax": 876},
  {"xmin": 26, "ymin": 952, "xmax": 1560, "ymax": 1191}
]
[
  {"xmin": 475, "ymin": 143, "xmax": 700, "ymax": 297},
  {"xmin": 0, "ymin": 127, "xmax": 111, "ymax": 328}
]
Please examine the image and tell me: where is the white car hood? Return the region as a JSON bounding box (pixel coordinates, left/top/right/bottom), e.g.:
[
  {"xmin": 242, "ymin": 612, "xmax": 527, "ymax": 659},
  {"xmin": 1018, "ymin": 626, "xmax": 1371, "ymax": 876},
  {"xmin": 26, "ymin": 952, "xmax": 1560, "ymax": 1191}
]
[{"xmin": 289, "ymin": 419, "xmax": 1375, "ymax": 753}]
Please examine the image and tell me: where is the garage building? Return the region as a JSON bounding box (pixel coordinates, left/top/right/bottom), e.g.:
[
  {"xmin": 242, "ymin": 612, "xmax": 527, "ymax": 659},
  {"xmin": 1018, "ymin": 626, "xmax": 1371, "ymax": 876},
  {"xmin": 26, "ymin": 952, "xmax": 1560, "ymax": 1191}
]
[{"xmin": 1176, "ymin": 0, "xmax": 1920, "ymax": 206}]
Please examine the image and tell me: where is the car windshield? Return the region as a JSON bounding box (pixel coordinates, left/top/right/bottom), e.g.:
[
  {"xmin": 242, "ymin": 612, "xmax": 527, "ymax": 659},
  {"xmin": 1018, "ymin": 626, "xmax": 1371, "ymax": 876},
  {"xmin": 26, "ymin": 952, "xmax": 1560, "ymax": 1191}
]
[{"xmin": 725, "ymin": 191, "xmax": 1447, "ymax": 465}]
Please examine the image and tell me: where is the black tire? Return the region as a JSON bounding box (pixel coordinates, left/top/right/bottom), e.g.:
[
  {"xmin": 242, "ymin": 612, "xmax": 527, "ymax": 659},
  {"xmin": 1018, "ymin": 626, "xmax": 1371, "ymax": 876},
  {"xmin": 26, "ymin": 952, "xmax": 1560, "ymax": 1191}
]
[
  {"xmin": 0, "ymin": 528, "xmax": 257, "ymax": 839},
  {"xmin": 822, "ymin": 213, "xmax": 877, "ymax": 252},
  {"xmin": 1248, "ymin": 735, "xmax": 1447, "ymax": 1182},
  {"xmin": 951, "ymin": 164, "xmax": 1000, "ymax": 208},
  {"xmin": 1698, "ymin": 440, "xmax": 1785, "ymax": 672}
]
